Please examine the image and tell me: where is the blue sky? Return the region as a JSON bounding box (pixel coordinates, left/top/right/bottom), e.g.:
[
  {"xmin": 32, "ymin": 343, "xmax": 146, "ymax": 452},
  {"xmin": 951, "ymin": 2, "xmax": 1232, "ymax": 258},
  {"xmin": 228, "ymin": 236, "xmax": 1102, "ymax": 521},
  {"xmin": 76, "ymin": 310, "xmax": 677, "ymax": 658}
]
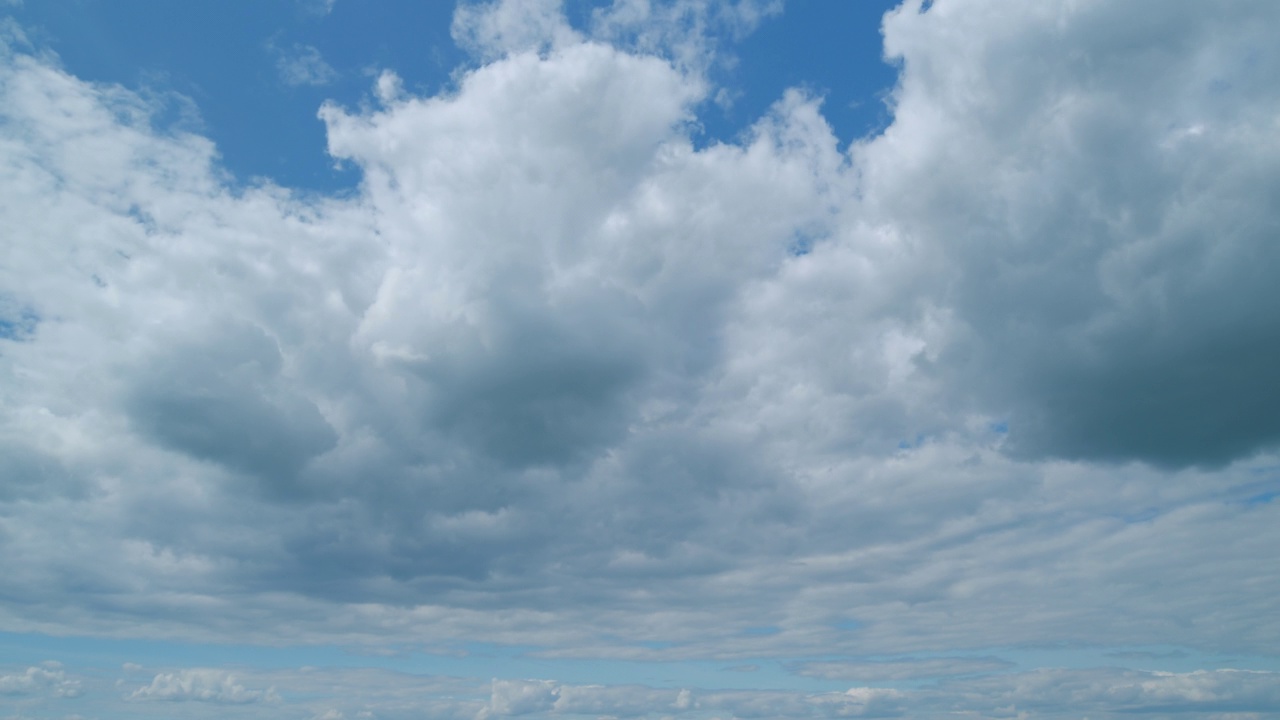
[
  {"xmin": 11, "ymin": 1, "xmax": 897, "ymax": 191},
  {"xmin": 2, "ymin": 1, "xmax": 1280, "ymax": 718}
]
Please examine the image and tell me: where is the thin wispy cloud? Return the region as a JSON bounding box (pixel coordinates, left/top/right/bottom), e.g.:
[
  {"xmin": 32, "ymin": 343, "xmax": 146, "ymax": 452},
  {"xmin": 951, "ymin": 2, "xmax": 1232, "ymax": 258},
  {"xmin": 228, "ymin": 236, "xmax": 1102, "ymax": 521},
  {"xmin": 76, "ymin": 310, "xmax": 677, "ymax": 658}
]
[{"xmin": 273, "ymin": 42, "xmax": 338, "ymax": 86}]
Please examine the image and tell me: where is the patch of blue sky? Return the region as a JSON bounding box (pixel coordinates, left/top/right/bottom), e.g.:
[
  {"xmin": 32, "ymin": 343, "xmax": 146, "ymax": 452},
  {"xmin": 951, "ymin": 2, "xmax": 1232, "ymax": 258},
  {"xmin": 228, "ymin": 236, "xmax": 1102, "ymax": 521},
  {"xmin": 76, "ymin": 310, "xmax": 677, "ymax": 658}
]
[
  {"xmin": 434, "ymin": 644, "xmax": 1280, "ymax": 691},
  {"xmin": 781, "ymin": 646, "xmax": 1280, "ymax": 690},
  {"xmin": 7, "ymin": 1, "xmax": 461, "ymax": 192},
  {"xmin": 0, "ymin": 630, "xmax": 352, "ymax": 672},
  {"xmin": 787, "ymin": 229, "xmax": 825, "ymax": 256},
  {"xmin": 6, "ymin": 1, "xmax": 900, "ymax": 193},
  {"xmin": 445, "ymin": 641, "xmax": 839, "ymax": 692},
  {"xmin": 1244, "ymin": 490, "xmax": 1278, "ymax": 506},
  {"xmin": 0, "ymin": 301, "xmax": 38, "ymax": 342},
  {"xmin": 11, "ymin": 632, "xmax": 1280, "ymax": 703},
  {"xmin": 897, "ymin": 432, "xmax": 928, "ymax": 450},
  {"xmin": 1216, "ymin": 473, "xmax": 1280, "ymax": 508},
  {"xmin": 0, "ymin": 631, "xmax": 871, "ymax": 694},
  {"xmin": 712, "ymin": 1, "xmax": 900, "ymax": 147},
  {"xmin": 990, "ymin": 644, "xmax": 1280, "ymax": 675}
]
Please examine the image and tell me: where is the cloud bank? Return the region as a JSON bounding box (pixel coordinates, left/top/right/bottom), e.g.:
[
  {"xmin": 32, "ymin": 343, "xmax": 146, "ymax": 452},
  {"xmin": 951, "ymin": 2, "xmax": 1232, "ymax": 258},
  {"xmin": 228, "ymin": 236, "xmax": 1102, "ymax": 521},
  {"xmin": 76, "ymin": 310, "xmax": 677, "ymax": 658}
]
[{"xmin": 1, "ymin": 0, "xmax": 1279, "ymax": 717}]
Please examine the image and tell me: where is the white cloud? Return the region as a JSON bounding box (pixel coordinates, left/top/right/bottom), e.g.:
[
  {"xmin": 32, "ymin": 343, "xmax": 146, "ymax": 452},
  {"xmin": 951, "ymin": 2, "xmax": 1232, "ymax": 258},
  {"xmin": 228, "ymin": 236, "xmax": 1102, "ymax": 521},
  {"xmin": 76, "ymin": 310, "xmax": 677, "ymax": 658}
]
[
  {"xmin": 861, "ymin": 0, "xmax": 1280, "ymax": 467},
  {"xmin": 452, "ymin": 0, "xmax": 581, "ymax": 61},
  {"xmin": 590, "ymin": 0, "xmax": 782, "ymax": 72},
  {"xmin": 1, "ymin": 1, "xmax": 1279, "ymax": 718},
  {"xmin": 485, "ymin": 679, "xmax": 558, "ymax": 716},
  {"xmin": 127, "ymin": 669, "xmax": 278, "ymax": 704},
  {"xmin": 0, "ymin": 663, "xmax": 82, "ymax": 698},
  {"xmin": 473, "ymin": 679, "xmax": 909, "ymax": 719}
]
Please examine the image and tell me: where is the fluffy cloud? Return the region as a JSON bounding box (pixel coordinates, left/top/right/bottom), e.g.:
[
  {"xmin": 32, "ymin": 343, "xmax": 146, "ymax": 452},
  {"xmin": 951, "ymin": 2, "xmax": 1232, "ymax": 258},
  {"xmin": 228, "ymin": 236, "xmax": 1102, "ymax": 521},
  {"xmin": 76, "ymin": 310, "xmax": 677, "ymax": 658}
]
[
  {"xmin": 862, "ymin": 0, "xmax": 1280, "ymax": 467},
  {"xmin": 127, "ymin": 669, "xmax": 277, "ymax": 704},
  {"xmin": 476, "ymin": 678, "xmax": 906, "ymax": 719},
  {"xmin": 0, "ymin": 663, "xmax": 82, "ymax": 698},
  {"xmin": 1, "ymin": 0, "xmax": 1279, "ymax": 717}
]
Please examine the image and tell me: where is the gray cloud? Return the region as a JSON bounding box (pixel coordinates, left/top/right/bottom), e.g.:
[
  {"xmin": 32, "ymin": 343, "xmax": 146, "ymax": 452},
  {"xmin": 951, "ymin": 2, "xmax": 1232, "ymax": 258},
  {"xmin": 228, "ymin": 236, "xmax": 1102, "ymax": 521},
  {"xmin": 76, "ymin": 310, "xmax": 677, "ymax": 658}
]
[
  {"xmin": 126, "ymin": 320, "xmax": 338, "ymax": 494},
  {"xmin": 791, "ymin": 657, "xmax": 1013, "ymax": 682},
  {"xmin": 862, "ymin": 0, "xmax": 1280, "ymax": 467}
]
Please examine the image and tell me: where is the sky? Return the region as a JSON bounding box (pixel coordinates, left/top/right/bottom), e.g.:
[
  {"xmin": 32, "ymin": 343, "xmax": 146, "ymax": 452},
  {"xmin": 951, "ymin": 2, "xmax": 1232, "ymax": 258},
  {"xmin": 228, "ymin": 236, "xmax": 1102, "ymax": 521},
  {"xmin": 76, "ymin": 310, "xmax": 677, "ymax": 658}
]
[{"xmin": 0, "ymin": 0, "xmax": 1279, "ymax": 718}]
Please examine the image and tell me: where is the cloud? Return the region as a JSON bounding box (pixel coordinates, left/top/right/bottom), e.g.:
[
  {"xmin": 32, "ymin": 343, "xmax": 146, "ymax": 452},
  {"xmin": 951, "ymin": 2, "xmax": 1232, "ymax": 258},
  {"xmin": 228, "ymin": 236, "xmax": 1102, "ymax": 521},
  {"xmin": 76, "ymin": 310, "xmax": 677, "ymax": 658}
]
[
  {"xmin": 299, "ymin": 0, "xmax": 337, "ymax": 17},
  {"xmin": 0, "ymin": 2, "xmax": 1279, "ymax": 718},
  {"xmin": 791, "ymin": 656, "xmax": 1013, "ymax": 682},
  {"xmin": 4, "ymin": 657, "xmax": 1280, "ymax": 719},
  {"xmin": 862, "ymin": 0, "xmax": 1280, "ymax": 467},
  {"xmin": 476, "ymin": 669, "xmax": 1280, "ymax": 718},
  {"xmin": 474, "ymin": 679, "xmax": 908, "ymax": 719},
  {"xmin": 936, "ymin": 667, "xmax": 1280, "ymax": 717},
  {"xmin": 127, "ymin": 669, "xmax": 277, "ymax": 704},
  {"xmin": 125, "ymin": 319, "xmax": 339, "ymax": 491},
  {"xmin": 452, "ymin": 0, "xmax": 581, "ymax": 61},
  {"xmin": 485, "ymin": 679, "xmax": 558, "ymax": 716},
  {"xmin": 590, "ymin": 0, "xmax": 783, "ymax": 72},
  {"xmin": 0, "ymin": 663, "xmax": 82, "ymax": 698},
  {"xmin": 274, "ymin": 42, "xmax": 338, "ymax": 86}
]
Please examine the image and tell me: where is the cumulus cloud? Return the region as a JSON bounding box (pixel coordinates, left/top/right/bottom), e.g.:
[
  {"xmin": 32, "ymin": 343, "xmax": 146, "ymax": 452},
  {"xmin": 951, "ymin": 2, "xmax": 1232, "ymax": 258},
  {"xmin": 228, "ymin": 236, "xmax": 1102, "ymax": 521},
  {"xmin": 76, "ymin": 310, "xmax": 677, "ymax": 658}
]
[
  {"xmin": 484, "ymin": 679, "xmax": 559, "ymax": 716},
  {"xmin": 127, "ymin": 669, "xmax": 278, "ymax": 704},
  {"xmin": 1, "ymin": 0, "xmax": 1279, "ymax": 717},
  {"xmin": 863, "ymin": 0, "xmax": 1280, "ymax": 467},
  {"xmin": 0, "ymin": 663, "xmax": 82, "ymax": 698},
  {"xmin": 475, "ymin": 679, "xmax": 906, "ymax": 719}
]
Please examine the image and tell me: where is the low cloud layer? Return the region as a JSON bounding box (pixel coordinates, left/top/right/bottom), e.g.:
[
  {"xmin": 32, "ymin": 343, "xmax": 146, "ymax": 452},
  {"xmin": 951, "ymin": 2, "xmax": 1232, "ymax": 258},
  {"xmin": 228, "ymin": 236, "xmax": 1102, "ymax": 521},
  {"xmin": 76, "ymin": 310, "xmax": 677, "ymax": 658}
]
[
  {"xmin": 7, "ymin": 662, "xmax": 1280, "ymax": 719},
  {"xmin": 1, "ymin": 0, "xmax": 1279, "ymax": 717}
]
